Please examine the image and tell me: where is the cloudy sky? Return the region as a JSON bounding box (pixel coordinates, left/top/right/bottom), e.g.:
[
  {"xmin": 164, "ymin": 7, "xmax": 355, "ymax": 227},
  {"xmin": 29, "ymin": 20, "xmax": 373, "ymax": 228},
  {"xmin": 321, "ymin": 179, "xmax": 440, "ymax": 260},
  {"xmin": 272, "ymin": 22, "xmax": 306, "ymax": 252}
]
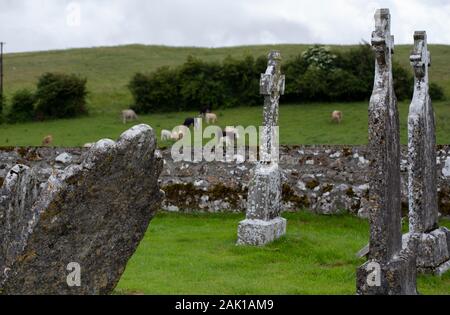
[{"xmin": 1, "ymin": 0, "xmax": 449, "ymax": 53}]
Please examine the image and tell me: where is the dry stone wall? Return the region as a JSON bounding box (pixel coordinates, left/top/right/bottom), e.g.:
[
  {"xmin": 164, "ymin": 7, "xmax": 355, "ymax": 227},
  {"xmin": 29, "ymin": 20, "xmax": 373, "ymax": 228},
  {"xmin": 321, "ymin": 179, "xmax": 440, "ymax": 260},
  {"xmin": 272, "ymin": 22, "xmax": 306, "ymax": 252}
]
[{"xmin": 2, "ymin": 145, "xmax": 450, "ymax": 218}]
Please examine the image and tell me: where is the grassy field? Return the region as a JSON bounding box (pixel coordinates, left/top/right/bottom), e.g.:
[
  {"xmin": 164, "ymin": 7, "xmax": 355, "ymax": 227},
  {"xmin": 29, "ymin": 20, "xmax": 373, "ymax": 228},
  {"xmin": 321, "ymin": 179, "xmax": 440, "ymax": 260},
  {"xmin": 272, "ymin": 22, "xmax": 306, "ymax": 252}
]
[
  {"xmin": 1, "ymin": 101, "xmax": 450, "ymax": 146},
  {"xmin": 1, "ymin": 43, "xmax": 449, "ymax": 146},
  {"xmin": 115, "ymin": 211, "xmax": 450, "ymax": 295}
]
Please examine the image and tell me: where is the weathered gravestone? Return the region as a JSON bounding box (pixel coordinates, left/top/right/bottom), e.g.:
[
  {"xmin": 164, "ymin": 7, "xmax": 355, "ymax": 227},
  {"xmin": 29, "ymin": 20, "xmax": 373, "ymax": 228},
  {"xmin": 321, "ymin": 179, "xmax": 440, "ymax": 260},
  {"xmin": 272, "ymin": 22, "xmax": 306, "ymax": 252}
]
[
  {"xmin": 356, "ymin": 9, "xmax": 419, "ymax": 295},
  {"xmin": 403, "ymin": 31, "xmax": 450, "ymax": 275},
  {"xmin": 237, "ymin": 51, "xmax": 286, "ymax": 246},
  {"xmin": 0, "ymin": 124, "xmax": 163, "ymax": 294}
]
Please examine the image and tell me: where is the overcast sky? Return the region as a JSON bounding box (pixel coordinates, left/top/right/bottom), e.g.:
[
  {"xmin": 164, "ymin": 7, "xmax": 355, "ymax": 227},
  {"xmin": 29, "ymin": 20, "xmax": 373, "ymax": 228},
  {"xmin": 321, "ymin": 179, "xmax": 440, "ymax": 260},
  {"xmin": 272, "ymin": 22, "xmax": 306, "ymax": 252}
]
[{"xmin": 1, "ymin": 0, "xmax": 449, "ymax": 53}]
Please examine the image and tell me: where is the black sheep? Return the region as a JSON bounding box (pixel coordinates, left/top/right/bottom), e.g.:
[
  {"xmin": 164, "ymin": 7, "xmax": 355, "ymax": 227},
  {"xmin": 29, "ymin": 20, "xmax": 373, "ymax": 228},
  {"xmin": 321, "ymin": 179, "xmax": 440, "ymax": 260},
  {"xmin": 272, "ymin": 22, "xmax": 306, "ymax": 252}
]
[{"xmin": 183, "ymin": 117, "xmax": 195, "ymax": 128}]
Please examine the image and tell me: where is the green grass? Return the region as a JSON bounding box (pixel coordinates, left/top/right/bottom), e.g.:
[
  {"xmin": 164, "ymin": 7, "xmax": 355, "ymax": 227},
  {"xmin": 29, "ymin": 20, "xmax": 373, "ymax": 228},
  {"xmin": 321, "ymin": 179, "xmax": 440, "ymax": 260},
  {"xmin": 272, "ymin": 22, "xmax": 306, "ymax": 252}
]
[
  {"xmin": 115, "ymin": 211, "xmax": 450, "ymax": 295},
  {"xmin": 1, "ymin": 43, "xmax": 450, "ymax": 147},
  {"xmin": 1, "ymin": 101, "xmax": 450, "ymax": 146}
]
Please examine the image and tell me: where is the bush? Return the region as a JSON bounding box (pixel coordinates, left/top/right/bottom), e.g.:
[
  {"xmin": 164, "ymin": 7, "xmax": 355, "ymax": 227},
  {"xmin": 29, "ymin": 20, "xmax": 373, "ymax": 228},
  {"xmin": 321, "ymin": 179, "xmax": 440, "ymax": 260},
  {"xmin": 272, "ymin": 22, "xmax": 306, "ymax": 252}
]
[
  {"xmin": 129, "ymin": 44, "xmax": 446, "ymax": 112},
  {"xmin": 7, "ymin": 89, "xmax": 36, "ymax": 123},
  {"xmin": 430, "ymin": 82, "xmax": 445, "ymax": 101},
  {"xmin": 35, "ymin": 73, "xmax": 88, "ymax": 120},
  {"xmin": 130, "ymin": 68, "xmax": 180, "ymax": 113}
]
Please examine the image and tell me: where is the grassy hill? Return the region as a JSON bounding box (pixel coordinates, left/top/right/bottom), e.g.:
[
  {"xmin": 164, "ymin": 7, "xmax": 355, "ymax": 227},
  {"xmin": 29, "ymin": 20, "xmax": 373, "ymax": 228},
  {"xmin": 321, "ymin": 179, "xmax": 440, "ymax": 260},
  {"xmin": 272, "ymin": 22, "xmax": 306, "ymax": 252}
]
[{"xmin": 1, "ymin": 44, "xmax": 450, "ymax": 146}]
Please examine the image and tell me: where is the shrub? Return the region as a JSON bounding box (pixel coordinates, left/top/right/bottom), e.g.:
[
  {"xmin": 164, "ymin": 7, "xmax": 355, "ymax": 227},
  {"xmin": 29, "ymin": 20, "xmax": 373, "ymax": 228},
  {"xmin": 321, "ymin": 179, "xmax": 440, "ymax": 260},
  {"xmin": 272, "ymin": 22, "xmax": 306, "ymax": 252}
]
[
  {"xmin": 129, "ymin": 44, "xmax": 445, "ymax": 112},
  {"xmin": 35, "ymin": 73, "xmax": 88, "ymax": 120},
  {"xmin": 7, "ymin": 89, "xmax": 35, "ymax": 123},
  {"xmin": 430, "ymin": 82, "xmax": 445, "ymax": 101},
  {"xmin": 129, "ymin": 68, "xmax": 180, "ymax": 113}
]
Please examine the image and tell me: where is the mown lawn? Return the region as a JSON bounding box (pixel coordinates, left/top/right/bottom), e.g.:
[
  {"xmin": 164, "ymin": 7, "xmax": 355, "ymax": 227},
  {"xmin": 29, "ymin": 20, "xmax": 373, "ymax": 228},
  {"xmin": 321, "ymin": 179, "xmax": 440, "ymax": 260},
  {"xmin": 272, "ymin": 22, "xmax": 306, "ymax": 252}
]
[{"xmin": 115, "ymin": 211, "xmax": 450, "ymax": 295}]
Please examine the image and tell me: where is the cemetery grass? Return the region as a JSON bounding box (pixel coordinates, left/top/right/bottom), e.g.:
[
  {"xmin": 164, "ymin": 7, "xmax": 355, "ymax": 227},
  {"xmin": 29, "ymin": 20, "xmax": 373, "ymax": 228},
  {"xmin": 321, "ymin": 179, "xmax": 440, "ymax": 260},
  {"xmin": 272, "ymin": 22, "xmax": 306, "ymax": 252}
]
[
  {"xmin": 2, "ymin": 101, "xmax": 450, "ymax": 147},
  {"xmin": 115, "ymin": 211, "xmax": 450, "ymax": 295}
]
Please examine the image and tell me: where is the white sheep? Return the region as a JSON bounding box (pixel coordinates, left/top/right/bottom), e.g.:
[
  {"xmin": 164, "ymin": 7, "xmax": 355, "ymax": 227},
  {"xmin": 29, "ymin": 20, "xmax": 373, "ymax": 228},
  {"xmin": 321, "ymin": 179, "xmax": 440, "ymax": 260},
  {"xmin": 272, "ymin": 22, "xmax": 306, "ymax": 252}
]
[
  {"xmin": 172, "ymin": 125, "xmax": 189, "ymax": 140},
  {"xmin": 161, "ymin": 129, "xmax": 172, "ymax": 141},
  {"xmin": 122, "ymin": 109, "xmax": 138, "ymax": 124},
  {"xmin": 204, "ymin": 113, "xmax": 218, "ymax": 124},
  {"xmin": 331, "ymin": 111, "xmax": 343, "ymax": 124}
]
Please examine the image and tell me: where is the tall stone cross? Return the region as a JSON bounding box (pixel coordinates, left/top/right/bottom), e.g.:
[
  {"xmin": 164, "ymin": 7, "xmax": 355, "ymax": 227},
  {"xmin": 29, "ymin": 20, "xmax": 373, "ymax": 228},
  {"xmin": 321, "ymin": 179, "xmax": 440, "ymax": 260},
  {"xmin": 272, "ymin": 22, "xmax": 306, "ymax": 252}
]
[
  {"xmin": 405, "ymin": 31, "xmax": 450, "ymax": 275},
  {"xmin": 260, "ymin": 51, "xmax": 285, "ymax": 163},
  {"xmin": 356, "ymin": 9, "xmax": 418, "ymax": 295},
  {"xmin": 236, "ymin": 51, "xmax": 286, "ymax": 246}
]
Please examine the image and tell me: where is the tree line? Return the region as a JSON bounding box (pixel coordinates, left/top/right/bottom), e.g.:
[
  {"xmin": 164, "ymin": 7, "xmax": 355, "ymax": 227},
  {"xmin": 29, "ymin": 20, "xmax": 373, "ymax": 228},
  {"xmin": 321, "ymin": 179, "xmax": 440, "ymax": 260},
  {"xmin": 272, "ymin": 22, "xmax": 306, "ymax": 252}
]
[{"xmin": 129, "ymin": 44, "xmax": 445, "ymax": 114}]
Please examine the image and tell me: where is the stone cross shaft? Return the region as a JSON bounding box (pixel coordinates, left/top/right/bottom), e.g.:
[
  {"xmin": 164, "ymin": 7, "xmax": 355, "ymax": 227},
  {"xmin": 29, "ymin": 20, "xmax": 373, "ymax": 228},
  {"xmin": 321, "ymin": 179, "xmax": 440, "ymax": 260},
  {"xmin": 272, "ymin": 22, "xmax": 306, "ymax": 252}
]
[
  {"xmin": 357, "ymin": 9, "xmax": 418, "ymax": 295},
  {"xmin": 408, "ymin": 31, "xmax": 438, "ymax": 233},
  {"xmin": 260, "ymin": 51, "xmax": 285, "ymax": 163},
  {"xmin": 236, "ymin": 50, "xmax": 286, "ymax": 246},
  {"xmin": 405, "ymin": 31, "xmax": 450, "ymax": 276},
  {"xmin": 368, "ymin": 8, "xmax": 402, "ymax": 263}
]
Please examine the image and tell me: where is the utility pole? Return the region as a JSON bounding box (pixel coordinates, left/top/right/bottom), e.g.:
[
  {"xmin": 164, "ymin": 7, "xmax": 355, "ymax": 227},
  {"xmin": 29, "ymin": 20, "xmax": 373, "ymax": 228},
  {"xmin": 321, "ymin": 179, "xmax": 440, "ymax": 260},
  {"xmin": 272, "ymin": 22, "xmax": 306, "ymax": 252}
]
[{"xmin": 0, "ymin": 42, "xmax": 4, "ymax": 97}]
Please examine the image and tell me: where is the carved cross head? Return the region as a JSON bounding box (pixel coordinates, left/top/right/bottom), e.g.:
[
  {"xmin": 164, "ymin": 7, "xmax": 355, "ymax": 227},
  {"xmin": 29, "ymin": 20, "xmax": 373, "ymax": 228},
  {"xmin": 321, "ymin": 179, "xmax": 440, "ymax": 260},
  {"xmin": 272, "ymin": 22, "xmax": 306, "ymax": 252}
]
[
  {"xmin": 260, "ymin": 51, "xmax": 285, "ymax": 96},
  {"xmin": 410, "ymin": 31, "xmax": 430, "ymax": 79},
  {"xmin": 372, "ymin": 8, "xmax": 394, "ymax": 66}
]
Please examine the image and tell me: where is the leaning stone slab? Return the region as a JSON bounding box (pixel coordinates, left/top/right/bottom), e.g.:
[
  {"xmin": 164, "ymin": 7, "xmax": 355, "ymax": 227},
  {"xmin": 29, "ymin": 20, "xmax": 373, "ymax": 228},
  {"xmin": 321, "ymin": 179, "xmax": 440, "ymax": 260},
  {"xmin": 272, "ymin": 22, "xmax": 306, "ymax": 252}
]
[
  {"xmin": 356, "ymin": 9, "xmax": 418, "ymax": 295},
  {"xmin": 405, "ymin": 30, "xmax": 450, "ymax": 275},
  {"xmin": 0, "ymin": 124, "xmax": 163, "ymax": 295}
]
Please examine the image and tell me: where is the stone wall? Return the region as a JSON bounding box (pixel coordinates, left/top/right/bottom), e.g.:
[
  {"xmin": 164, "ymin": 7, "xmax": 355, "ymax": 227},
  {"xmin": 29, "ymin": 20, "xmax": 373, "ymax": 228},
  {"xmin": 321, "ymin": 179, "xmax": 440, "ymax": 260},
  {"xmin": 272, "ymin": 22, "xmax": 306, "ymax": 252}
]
[{"xmin": 2, "ymin": 145, "xmax": 450, "ymax": 218}]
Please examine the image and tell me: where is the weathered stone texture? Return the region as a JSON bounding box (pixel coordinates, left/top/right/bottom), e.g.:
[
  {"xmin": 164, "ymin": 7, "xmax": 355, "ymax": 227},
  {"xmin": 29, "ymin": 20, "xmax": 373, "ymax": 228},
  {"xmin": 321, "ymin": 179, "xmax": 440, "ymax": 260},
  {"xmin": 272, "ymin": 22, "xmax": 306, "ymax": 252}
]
[
  {"xmin": 237, "ymin": 51, "xmax": 286, "ymax": 246},
  {"xmin": 357, "ymin": 8, "xmax": 417, "ymax": 295},
  {"xmin": 0, "ymin": 124, "xmax": 163, "ymax": 294},
  {"xmin": 3, "ymin": 145, "xmax": 450, "ymax": 218},
  {"xmin": 406, "ymin": 31, "xmax": 450, "ymax": 275},
  {"xmin": 408, "ymin": 31, "xmax": 439, "ymax": 233}
]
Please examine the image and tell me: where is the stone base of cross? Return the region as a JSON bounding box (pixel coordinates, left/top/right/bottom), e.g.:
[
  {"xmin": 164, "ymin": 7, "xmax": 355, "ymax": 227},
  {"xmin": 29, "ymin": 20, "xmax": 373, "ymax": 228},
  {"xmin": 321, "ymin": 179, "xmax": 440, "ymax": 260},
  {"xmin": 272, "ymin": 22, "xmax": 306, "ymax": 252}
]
[
  {"xmin": 403, "ymin": 228, "xmax": 450, "ymax": 276},
  {"xmin": 237, "ymin": 163, "xmax": 286, "ymax": 246}
]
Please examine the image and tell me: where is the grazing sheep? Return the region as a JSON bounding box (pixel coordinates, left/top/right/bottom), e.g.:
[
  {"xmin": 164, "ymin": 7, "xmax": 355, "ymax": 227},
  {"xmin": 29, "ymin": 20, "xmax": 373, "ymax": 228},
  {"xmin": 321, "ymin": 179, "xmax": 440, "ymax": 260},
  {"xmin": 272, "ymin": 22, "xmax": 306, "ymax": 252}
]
[
  {"xmin": 331, "ymin": 111, "xmax": 343, "ymax": 124},
  {"xmin": 200, "ymin": 106, "xmax": 212, "ymax": 116},
  {"xmin": 161, "ymin": 129, "xmax": 172, "ymax": 141},
  {"xmin": 183, "ymin": 117, "xmax": 195, "ymax": 128},
  {"xmin": 224, "ymin": 127, "xmax": 240, "ymax": 139},
  {"xmin": 204, "ymin": 113, "xmax": 218, "ymax": 124},
  {"xmin": 172, "ymin": 125, "xmax": 189, "ymax": 140},
  {"xmin": 122, "ymin": 109, "xmax": 138, "ymax": 124},
  {"xmin": 42, "ymin": 135, "xmax": 53, "ymax": 146}
]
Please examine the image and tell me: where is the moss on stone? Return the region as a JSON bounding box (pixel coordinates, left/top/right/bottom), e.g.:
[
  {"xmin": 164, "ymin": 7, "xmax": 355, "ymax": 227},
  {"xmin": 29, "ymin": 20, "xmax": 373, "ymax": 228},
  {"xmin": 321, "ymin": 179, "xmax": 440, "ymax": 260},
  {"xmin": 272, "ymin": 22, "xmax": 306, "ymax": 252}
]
[
  {"xmin": 322, "ymin": 184, "xmax": 334, "ymax": 193},
  {"xmin": 282, "ymin": 183, "xmax": 310, "ymax": 209},
  {"xmin": 346, "ymin": 187, "xmax": 355, "ymax": 198},
  {"xmin": 342, "ymin": 147, "xmax": 353, "ymax": 157},
  {"xmin": 438, "ymin": 188, "xmax": 450, "ymax": 216},
  {"xmin": 305, "ymin": 179, "xmax": 319, "ymax": 190}
]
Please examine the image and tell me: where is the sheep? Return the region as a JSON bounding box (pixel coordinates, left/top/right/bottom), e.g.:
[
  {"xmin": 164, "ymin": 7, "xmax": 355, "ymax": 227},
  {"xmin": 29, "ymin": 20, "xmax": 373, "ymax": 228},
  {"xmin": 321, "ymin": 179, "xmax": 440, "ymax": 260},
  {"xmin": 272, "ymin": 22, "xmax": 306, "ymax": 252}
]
[
  {"xmin": 204, "ymin": 113, "xmax": 218, "ymax": 124},
  {"xmin": 172, "ymin": 125, "xmax": 189, "ymax": 140},
  {"xmin": 331, "ymin": 111, "xmax": 343, "ymax": 124},
  {"xmin": 83, "ymin": 142, "xmax": 94, "ymax": 148},
  {"xmin": 183, "ymin": 117, "xmax": 195, "ymax": 128},
  {"xmin": 161, "ymin": 129, "xmax": 172, "ymax": 141},
  {"xmin": 199, "ymin": 106, "xmax": 212, "ymax": 116},
  {"xmin": 224, "ymin": 127, "xmax": 240, "ymax": 140},
  {"xmin": 42, "ymin": 134, "xmax": 53, "ymax": 146},
  {"xmin": 122, "ymin": 109, "xmax": 138, "ymax": 124}
]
